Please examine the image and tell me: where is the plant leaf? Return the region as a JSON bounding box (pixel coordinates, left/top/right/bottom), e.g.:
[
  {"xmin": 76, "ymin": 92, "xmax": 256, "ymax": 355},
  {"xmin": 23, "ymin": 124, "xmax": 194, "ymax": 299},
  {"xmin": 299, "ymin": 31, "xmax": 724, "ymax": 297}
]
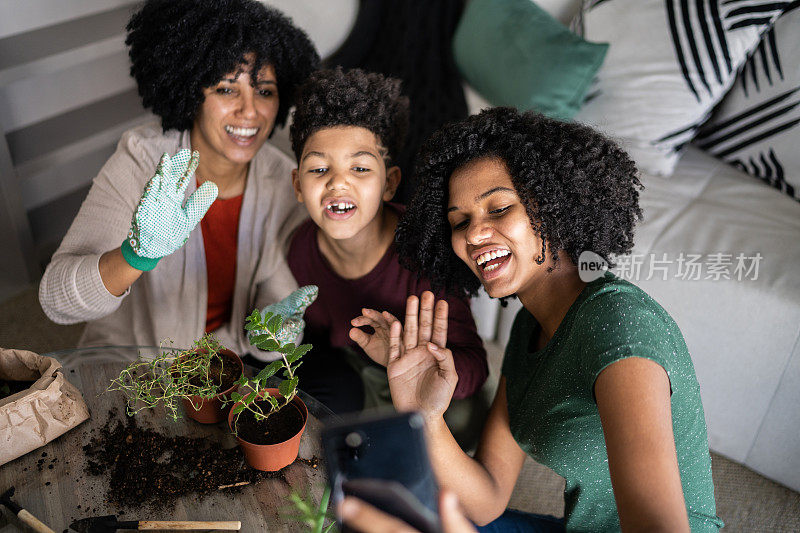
[
  {"xmin": 250, "ymin": 334, "xmax": 271, "ymax": 345},
  {"xmin": 279, "ymin": 377, "xmax": 298, "ymax": 399},
  {"xmin": 245, "ymin": 309, "xmax": 261, "ymax": 330},
  {"xmin": 288, "ymin": 344, "xmax": 312, "ymax": 364},
  {"xmin": 231, "ymin": 392, "xmax": 243, "ymax": 403},
  {"xmin": 266, "ymin": 395, "xmax": 279, "ymax": 409},
  {"xmin": 267, "ymin": 314, "xmax": 283, "ymax": 333},
  {"xmin": 254, "ymin": 338, "xmax": 280, "ymax": 352},
  {"xmin": 263, "ymin": 340, "xmax": 281, "ymax": 352},
  {"xmin": 255, "ymin": 360, "xmax": 283, "ymax": 382},
  {"xmin": 232, "ymin": 403, "xmax": 245, "ymax": 415}
]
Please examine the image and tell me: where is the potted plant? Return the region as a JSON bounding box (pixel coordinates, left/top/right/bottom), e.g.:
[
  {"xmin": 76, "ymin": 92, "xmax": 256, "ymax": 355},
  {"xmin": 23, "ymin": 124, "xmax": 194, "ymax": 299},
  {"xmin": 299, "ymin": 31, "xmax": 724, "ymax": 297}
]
[
  {"xmin": 228, "ymin": 309, "xmax": 313, "ymax": 471},
  {"xmin": 109, "ymin": 334, "xmax": 244, "ymax": 424}
]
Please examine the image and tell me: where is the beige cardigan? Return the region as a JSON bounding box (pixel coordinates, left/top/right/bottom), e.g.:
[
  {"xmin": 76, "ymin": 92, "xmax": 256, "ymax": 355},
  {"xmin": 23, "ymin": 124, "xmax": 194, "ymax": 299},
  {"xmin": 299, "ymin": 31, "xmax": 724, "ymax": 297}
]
[{"xmin": 39, "ymin": 123, "xmax": 306, "ymax": 358}]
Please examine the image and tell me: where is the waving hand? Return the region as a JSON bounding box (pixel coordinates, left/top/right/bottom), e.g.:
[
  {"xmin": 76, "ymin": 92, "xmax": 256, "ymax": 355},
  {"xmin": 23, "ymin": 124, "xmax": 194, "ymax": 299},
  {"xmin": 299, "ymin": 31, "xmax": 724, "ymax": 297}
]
[
  {"xmin": 350, "ymin": 291, "xmax": 458, "ymax": 419},
  {"xmin": 121, "ymin": 149, "xmax": 218, "ymax": 271}
]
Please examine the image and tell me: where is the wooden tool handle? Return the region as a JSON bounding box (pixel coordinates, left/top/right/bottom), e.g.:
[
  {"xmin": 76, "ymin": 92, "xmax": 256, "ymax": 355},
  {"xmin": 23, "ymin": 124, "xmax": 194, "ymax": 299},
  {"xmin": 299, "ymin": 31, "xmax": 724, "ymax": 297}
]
[
  {"xmin": 138, "ymin": 521, "xmax": 241, "ymax": 530},
  {"xmin": 17, "ymin": 509, "xmax": 56, "ymax": 533}
]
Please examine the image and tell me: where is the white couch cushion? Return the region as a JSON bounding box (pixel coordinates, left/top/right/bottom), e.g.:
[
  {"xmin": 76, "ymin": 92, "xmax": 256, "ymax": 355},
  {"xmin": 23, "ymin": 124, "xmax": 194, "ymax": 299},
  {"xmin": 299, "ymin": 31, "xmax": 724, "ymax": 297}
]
[{"xmin": 630, "ymin": 146, "xmax": 800, "ymax": 490}]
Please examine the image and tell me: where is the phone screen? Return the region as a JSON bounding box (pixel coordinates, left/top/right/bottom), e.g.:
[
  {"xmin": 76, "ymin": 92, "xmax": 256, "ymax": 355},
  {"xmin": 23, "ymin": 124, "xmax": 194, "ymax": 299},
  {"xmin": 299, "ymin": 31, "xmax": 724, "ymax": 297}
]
[{"xmin": 321, "ymin": 411, "xmax": 441, "ymax": 533}]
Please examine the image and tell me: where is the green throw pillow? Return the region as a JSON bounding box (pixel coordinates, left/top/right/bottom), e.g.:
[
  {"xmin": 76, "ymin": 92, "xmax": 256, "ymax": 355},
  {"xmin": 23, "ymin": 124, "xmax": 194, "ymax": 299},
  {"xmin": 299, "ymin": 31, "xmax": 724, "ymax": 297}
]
[{"xmin": 453, "ymin": 0, "xmax": 608, "ymax": 120}]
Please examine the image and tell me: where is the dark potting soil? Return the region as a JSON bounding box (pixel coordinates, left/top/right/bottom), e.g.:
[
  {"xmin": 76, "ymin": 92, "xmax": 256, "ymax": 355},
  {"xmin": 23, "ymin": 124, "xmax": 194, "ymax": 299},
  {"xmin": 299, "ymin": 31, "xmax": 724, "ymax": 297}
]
[
  {"xmin": 236, "ymin": 401, "xmax": 305, "ymax": 445},
  {"xmin": 82, "ymin": 409, "xmax": 318, "ymax": 509},
  {"xmin": 187, "ymin": 352, "xmax": 241, "ymax": 391},
  {"xmin": 0, "ymin": 379, "xmax": 34, "ymax": 399}
]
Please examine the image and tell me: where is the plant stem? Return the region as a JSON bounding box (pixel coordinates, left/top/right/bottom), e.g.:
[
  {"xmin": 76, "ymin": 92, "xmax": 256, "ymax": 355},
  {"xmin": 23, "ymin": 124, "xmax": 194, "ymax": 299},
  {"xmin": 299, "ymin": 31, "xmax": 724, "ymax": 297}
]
[{"xmin": 314, "ymin": 486, "xmax": 332, "ymax": 533}]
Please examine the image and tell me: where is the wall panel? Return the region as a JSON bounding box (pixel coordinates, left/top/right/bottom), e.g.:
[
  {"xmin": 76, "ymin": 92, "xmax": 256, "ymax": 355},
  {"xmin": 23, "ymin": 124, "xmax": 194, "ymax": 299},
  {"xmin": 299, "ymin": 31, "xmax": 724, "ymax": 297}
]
[{"xmin": 0, "ymin": 2, "xmax": 148, "ymax": 296}]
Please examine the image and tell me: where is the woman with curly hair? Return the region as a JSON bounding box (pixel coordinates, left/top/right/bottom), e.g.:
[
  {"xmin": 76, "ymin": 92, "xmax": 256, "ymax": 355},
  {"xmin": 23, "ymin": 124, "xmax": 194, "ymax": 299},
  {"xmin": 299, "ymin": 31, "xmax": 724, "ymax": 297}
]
[
  {"xmin": 39, "ymin": 0, "xmax": 319, "ymax": 355},
  {"xmin": 351, "ymin": 108, "xmax": 722, "ymax": 531}
]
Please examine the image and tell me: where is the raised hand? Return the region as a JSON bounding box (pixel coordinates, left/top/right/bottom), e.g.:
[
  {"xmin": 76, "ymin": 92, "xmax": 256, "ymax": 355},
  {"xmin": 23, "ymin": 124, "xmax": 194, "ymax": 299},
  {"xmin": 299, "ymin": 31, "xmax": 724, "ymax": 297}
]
[
  {"xmin": 121, "ymin": 149, "xmax": 218, "ymax": 271},
  {"xmin": 388, "ymin": 291, "xmax": 458, "ymax": 419},
  {"xmin": 349, "ymin": 308, "xmax": 403, "ymax": 366}
]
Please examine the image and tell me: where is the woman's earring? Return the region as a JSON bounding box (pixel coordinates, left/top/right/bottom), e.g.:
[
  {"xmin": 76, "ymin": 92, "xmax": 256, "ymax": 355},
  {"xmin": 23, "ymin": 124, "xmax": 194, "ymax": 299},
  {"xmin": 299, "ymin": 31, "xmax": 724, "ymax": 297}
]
[{"xmin": 534, "ymin": 239, "xmax": 546, "ymax": 265}]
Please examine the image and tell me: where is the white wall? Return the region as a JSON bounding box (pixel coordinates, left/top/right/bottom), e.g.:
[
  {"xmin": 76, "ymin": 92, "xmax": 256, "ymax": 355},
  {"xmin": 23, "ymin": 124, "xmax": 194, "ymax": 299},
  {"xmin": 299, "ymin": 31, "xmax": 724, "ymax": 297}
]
[{"xmin": 0, "ymin": 1, "xmax": 146, "ymax": 298}]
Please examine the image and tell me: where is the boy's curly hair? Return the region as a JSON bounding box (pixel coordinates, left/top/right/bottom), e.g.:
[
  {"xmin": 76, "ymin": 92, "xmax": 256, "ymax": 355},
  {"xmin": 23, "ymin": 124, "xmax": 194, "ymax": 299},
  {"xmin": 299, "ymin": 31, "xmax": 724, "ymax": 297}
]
[
  {"xmin": 290, "ymin": 67, "xmax": 410, "ymax": 165},
  {"xmin": 126, "ymin": 0, "xmax": 319, "ymax": 132},
  {"xmin": 396, "ymin": 107, "xmax": 643, "ymax": 298}
]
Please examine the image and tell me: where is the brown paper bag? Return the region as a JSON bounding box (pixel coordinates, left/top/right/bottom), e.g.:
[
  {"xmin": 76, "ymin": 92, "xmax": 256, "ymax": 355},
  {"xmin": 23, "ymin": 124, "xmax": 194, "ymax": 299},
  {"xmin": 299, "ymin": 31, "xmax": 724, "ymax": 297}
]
[{"xmin": 0, "ymin": 348, "xmax": 90, "ymax": 466}]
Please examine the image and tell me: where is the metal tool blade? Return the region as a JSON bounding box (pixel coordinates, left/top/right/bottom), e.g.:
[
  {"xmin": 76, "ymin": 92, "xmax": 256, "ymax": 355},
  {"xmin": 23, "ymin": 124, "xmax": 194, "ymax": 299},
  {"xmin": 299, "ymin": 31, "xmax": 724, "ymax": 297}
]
[{"xmin": 69, "ymin": 515, "xmax": 123, "ymax": 533}]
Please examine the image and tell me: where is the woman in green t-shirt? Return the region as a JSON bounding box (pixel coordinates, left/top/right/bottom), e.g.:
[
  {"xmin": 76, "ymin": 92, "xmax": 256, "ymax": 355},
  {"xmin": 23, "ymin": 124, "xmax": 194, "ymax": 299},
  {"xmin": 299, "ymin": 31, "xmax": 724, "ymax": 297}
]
[{"xmin": 348, "ymin": 108, "xmax": 723, "ymax": 532}]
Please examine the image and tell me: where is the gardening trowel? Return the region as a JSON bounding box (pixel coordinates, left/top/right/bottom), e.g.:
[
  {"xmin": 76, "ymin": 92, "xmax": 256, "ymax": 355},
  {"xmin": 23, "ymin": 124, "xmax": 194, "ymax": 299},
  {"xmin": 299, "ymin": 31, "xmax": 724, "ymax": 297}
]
[
  {"xmin": 0, "ymin": 486, "xmax": 56, "ymax": 533},
  {"xmin": 69, "ymin": 515, "xmax": 241, "ymax": 532}
]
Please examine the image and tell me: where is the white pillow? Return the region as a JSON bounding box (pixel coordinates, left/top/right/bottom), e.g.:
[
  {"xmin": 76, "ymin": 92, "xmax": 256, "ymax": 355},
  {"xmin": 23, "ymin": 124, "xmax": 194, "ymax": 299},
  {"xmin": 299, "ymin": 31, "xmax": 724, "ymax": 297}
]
[
  {"xmin": 573, "ymin": 0, "xmax": 788, "ymax": 176},
  {"xmin": 694, "ymin": 7, "xmax": 800, "ymax": 200}
]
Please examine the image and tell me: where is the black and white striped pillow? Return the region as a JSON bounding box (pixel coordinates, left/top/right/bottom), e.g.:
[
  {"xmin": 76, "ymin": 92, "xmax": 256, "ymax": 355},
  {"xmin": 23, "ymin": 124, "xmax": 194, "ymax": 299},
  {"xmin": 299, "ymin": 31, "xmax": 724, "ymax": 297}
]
[
  {"xmin": 695, "ymin": 6, "xmax": 799, "ymax": 200},
  {"xmin": 573, "ymin": 1, "xmax": 790, "ymax": 177}
]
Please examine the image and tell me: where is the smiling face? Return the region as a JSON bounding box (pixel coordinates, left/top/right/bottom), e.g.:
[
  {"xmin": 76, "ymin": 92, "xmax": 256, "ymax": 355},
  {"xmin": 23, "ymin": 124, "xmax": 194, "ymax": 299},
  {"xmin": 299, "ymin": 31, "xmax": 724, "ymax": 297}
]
[
  {"xmin": 447, "ymin": 157, "xmax": 547, "ymax": 298},
  {"xmin": 190, "ymin": 61, "xmax": 279, "ymax": 169},
  {"xmin": 292, "ymin": 126, "xmax": 400, "ymax": 241}
]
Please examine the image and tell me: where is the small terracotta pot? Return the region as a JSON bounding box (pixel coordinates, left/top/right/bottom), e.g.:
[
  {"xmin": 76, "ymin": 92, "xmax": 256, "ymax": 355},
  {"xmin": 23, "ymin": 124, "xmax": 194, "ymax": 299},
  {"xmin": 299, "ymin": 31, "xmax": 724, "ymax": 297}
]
[
  {"xmin": 228, "ymin": 388, "xmax": 308, "ymax": 472},
  {"xmin": 178, "ymin": 348, "xmax": 244, "ymax": 424}
]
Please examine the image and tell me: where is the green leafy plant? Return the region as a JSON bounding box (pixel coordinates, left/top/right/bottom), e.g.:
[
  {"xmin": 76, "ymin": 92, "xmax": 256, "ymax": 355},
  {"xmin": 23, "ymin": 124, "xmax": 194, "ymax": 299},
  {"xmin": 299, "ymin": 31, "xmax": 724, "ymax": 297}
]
[
  {"xmin": 108, "ymin": 333, "xmax": 235, "ymax": 421},
  {"xmin": 283, "ymin": 486, "xmax": 336, "ymax": 533},
  {"xmin": 230, "ymin": 309, "xmax": 313, "ymax": 433}
]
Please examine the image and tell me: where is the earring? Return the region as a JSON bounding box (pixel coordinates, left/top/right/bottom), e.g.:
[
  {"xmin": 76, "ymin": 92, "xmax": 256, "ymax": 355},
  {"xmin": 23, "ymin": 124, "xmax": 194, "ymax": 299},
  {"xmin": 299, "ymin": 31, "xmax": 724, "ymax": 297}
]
[{"xmin": 534, "ymin": 239, "xmax": 546, "ymax": 265}]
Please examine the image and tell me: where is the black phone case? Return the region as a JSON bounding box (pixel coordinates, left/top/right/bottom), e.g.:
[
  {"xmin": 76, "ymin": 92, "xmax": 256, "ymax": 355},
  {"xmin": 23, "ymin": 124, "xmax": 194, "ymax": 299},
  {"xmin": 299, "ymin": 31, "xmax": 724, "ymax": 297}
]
[{"xmin": 322, "ymin": 411, "xmax": 441, "ymax": 533}]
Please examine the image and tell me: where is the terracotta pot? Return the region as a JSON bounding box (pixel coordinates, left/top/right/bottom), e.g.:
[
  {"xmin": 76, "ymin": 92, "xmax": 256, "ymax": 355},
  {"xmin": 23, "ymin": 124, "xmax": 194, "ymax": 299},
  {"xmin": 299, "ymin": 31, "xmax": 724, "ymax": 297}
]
[
  {"xmin": 177, "ymin": 348, "xmax": 244, "ymax": 424},
  {"xmin": 228, "ymin": 388, "xmax": 308, "ymax": 472}
]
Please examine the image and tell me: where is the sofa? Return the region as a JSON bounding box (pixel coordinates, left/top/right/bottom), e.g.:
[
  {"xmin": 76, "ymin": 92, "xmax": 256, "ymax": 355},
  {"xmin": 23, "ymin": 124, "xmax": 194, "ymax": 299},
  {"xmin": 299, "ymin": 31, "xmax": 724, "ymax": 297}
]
[{"xmin": 459, "ymin": 0, "xmax": 800, "ymax": 493}]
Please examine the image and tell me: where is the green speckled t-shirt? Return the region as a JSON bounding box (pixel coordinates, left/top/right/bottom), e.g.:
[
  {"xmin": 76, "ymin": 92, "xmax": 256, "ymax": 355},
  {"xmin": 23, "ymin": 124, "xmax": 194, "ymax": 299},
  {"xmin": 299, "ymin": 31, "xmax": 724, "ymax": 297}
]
[{"xmin": 502, "ymin": 272, "xmax": 723, "ymax": 532}]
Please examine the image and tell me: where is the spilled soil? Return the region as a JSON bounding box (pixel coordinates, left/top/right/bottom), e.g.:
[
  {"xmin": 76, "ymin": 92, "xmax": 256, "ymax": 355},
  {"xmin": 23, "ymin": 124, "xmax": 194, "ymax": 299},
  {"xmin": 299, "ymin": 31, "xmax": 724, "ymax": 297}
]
[{"xmin": 81, "ymin": 409, "xmax": 318, "ymax": 508}]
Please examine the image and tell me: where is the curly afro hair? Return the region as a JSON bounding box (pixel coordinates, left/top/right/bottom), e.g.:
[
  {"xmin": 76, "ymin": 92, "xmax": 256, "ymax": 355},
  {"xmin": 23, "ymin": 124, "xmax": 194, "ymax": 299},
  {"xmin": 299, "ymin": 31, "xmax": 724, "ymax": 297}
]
[
  {"xmin": 396, "ymin": 107, "xmax": 643, "ymax": 298},
  {"xmin": 289, "ymin": 67, "xmax": 410, "ymax": 165},
  {"xmin": 126, "ymin": 0, "xmax": 319, "ymax": 132}
]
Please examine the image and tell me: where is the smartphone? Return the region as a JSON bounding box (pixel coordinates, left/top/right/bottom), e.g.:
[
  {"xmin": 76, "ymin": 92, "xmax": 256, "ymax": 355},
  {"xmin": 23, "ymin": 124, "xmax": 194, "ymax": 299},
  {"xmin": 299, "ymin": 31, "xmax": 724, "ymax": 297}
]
[{"xmin": 321, "ymin": 411, "xmax": 441, "ymax": 533}]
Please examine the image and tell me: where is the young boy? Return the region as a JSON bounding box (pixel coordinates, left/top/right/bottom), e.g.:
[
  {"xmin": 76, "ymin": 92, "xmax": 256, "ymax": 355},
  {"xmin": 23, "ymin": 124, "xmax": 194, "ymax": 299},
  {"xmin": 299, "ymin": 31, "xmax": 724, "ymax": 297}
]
[{"xmin": 287, "ymin": 67, "xmax": 488, "ymax": 414}]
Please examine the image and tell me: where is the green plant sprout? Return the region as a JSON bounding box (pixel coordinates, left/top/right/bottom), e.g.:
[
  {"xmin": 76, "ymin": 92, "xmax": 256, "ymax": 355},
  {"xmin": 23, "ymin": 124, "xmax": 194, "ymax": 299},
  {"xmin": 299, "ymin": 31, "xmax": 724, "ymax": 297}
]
[
  {"xmin": 283, "ymin": 486, "xmax": 336, "ymax": 533},
  {"xmin": 230, "ymin": 309, "xmax": 313, "ymax": 432},
  {"xmin": 108, "ymin": 333, "xmax": 233, "ymax": 421}
]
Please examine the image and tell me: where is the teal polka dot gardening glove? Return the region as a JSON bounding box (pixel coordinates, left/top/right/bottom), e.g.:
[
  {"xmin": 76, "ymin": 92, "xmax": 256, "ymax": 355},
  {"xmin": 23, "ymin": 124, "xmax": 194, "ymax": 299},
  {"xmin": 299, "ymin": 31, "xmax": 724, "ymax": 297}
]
[
  {"xmin": 120, "ymin": 149, "xmax": 218, "ymax": 271},
  {"xmin": 250, "ymin": 285, "xmax": 319, "ymax": 345}
]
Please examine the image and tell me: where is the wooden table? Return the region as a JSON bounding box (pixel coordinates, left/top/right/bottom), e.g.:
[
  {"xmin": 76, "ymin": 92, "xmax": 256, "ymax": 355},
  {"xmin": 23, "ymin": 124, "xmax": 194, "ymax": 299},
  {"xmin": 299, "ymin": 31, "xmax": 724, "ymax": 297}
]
[{"xmin": 0, "ymin": 347, "xmax": 334, "ymax": 532}]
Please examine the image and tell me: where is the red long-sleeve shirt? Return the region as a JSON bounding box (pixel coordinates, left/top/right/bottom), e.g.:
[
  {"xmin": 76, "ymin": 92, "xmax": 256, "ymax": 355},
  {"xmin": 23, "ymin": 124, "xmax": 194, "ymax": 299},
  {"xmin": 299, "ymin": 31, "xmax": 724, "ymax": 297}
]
[
  {"xmin": 200, "ymin": 191, "xmax": 243, "ymax": 333},
  {"xmin": 287, "ymin": 210, "xmax": 488, "ymax": 399}
]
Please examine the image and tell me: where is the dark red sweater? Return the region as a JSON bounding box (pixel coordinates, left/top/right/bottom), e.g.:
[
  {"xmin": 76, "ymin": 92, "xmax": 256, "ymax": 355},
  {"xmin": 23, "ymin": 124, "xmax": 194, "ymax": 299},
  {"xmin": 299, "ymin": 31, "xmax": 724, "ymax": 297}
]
[{"xmin": 287, "ymin": 213, "xmax": 488, "ymax": 399}]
